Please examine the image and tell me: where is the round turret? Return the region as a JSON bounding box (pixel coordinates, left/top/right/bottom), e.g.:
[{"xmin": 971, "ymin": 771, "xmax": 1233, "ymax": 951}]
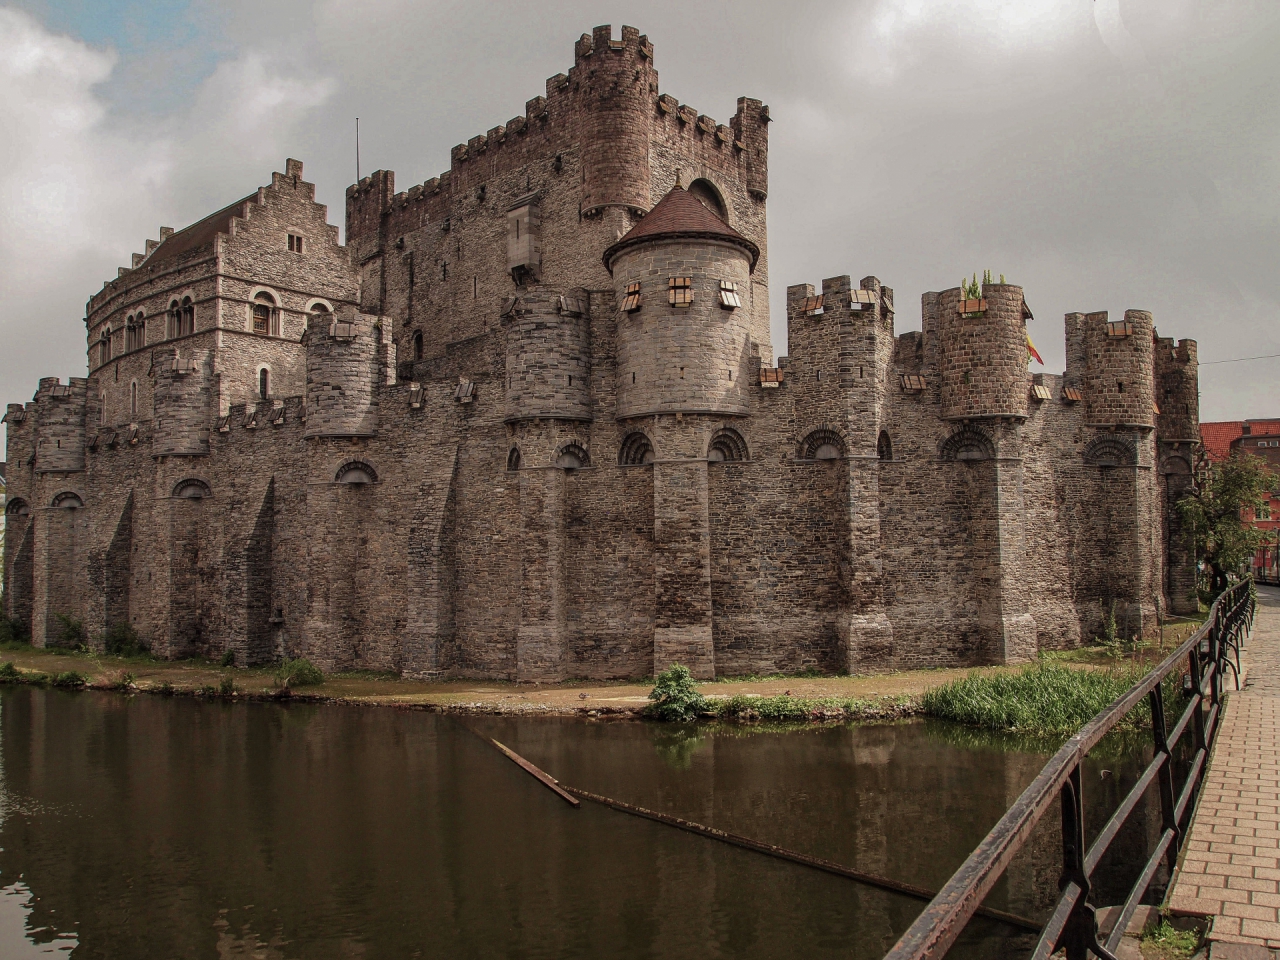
[
  {"xmin": 576, "ymin": 25, "xmax": 654, "ymax": 217},
  {"xmin": 305, "ymin": 311, "xmax": 379, "ymax": 438},
  {"xmin": 1084, "ymin": 310, "xmax": 1155, "ymax": 428},
  {"xmin": 604, "ymin": 186, "xmax": 759, "ymax": 419},
  {"xmin": 937, "ymin": 284, "xmax": 1030, "ymax": 420},
  {"xmin": 152, "ymin": 348, "xmax": 213, "ymax": 456},
  {"xmin": 503, "ymin": 286, "xmax": 591, "ymax": 422},
  {"xmin": 33, "ymin": 378, "xmax": 87, "ymax": 473}
]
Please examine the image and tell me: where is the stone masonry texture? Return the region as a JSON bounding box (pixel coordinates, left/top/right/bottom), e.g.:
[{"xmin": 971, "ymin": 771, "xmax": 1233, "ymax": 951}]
[{"xmin": 2, "ymin": 26, "xmax": 1199, "ymax": 680}]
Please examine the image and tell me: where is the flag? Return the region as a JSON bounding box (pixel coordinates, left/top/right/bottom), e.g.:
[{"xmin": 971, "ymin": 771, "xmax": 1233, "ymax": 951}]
[{"xmin": 1026, "ymin": 333, "xmax": 1044, "ymax": 365}]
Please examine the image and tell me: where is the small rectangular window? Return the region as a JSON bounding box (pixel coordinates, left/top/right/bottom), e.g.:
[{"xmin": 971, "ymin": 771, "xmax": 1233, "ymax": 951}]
[
  {"xmin": 668, "ymin": 277, "xmax": 693, "ymax": 307},
  {"xmin": 1105, "ymin": 319, "xmax": 1133, "ymax": 337},
  {"xmin": 900, "ymin": 374, "xmax": 926, "ymax": 393},
  {"xmin": 252, "ymin": 304, "xmax": 271, "ymax": 334},
  {"xmin": 719, "ymin": 280, "xmax": 741, "ymax": 309},
  {"xmin": 288, "ymin": 234, "xmax": 304, "ymax": 253},
  {"xmin": 622, "ymin": 282, "xmax": 642, "ymax": 312}
]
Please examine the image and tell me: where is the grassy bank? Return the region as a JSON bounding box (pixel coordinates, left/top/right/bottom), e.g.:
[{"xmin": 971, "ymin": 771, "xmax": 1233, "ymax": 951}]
[{"xmin": 919, "ymin": 662, "xmax": 1181, "ymax": 736}]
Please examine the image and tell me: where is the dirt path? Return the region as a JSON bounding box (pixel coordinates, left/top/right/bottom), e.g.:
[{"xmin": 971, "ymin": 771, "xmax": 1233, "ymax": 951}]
[{"xmin": 0, "ymin": 622, "xmax": 1204, "ymax": 717}]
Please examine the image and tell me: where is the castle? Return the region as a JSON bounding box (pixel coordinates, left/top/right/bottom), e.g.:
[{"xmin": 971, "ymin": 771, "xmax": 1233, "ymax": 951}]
[{"xmin": 1, "ymin": 26, "xmax": 1201, "ymax": 679}]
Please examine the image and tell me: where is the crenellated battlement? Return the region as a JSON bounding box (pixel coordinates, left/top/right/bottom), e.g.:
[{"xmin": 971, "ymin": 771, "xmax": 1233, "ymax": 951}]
[
  {"xmin": 1080, "ymin": 309, "xmax": 1155, "ymax": 429},
  {"xmin": 1155, "ymin": 335, "xmax": 1199, "ymax": 441}
]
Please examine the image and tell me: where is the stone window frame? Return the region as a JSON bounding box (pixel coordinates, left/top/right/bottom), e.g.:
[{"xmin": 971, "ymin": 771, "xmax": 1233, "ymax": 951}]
[
  {"xmin": 619, "ymin": 432, "xmax": 656, "ymax": 466},
  {"xmin": 129, "ymin": 380, "xmax": 138, "ymax": 417},
  {"xmin": 708, "ymin": 427, "xmax": 748, "ymax": 463},
  {"xmin": 99, "ymin": 325, "xmax": 113, "ymax": 366},
  {"xmin": 51, "ymin": 491, "xmax": 84, "ymax": 510},
  {"xmin": 246, "ymin": 286, "xmax": 282, "ymax": 337},
  {"xmin": 306, "ymin": 298, "xmax": 334, "ymax": 317},
  {"xmin": 5, "ymin": 497, "xmax": 30, "ymax": 517},
  {"xmin": 412, "ymin": 331, "xmax": 424, "ymax": 361},
  {"xmin": 688, "ymin": 178, "xmax": 729, "ymax": 222},
  {"xmin": 1083, "ymin": 435, "xmax": 1138, "ymax": 468},
  {"xmin": 167, "ymin": 290, "xmax": 196, "ymax": 339},
  {"xmin": 938, "ymin": 425, "xmax": 996, "ymax": 462},
  {"xmin": 555, "ymin": 442, "xmax": 590, "ymax": 470},
  {"xmin": 256, "ymin": 365, "xmax": 272, "ymax": 401},
  {"xmin": 287, "ymin": 233, "xmax": 305, "ymax": 254},
  {"xmin": 172, "ymin": 478, "xmax": 212, "ymax": 500},
  {"xmin": 877, "ymin": 431, "xmax": 893, "ymax": 462},
  {"xmin": 798, "ymin": 427, "xmax": 847, "ymax": 462},
  {"xmin": 335, "ymin": 460, "xmax": 378, "ymax": 485}
]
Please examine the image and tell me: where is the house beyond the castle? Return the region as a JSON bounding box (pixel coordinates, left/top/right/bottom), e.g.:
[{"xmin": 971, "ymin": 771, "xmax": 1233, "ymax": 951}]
[{"xmin": 1, "ymin": 26, "xmax": 1201, "ymax": 679}]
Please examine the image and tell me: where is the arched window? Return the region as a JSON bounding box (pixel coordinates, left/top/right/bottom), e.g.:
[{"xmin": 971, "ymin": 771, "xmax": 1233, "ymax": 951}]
[
  {"xmin": 130, "ymin": 381, "xmax": 138, "ymax": 417},
  {"xmin": 413, "ymin": 331, "xmax": 424, "ymax": 361},
  {"xmin": 555, "ymin": 443, "xmax": 589, "ymax": 470},
  {"xmin": 336, "ymin": 461, "xmax": 377, "ymax": 484},
  {"xmin": 100, "ymin": 391, "xmax": 106, "ymax": 424},
  {"xmin": 800, "ymin": 428, "xmax": 846, "ymax": 461},
  {"xmin": 938, "ymin": 425, "xmax": 996, "ymax": 462},
  {"xmin": 619, "ymin": 432, "xmax": 655, "ymax": 466},
  {"xmin": 181, "ymin": 297, "xmax": 194, "ymax": 336},
  {"xmin": 167, "ymin": 300, "xmax": 181, "ymax": 339},
  {"xmin": 172, "ymin": 479, "xmax": 211, "ymax": 499},
  {"xmin": 259, "ymin": 368, "xmax": 270, "ymax": 400},
  {"xmin": 708, "ymin": 428, "xmax": 748, "ymax": 463},
  {"xmin": 688, "ymin": 178, "xmax": 729, "ymax": 222},
  {"xmin": 507, "ymin": 447, "xmax": 522, "ymax": 471},
  {"xmin": 877, "ymin": 431, "xmax": 893, "ymax": 461},
  {"xmin": 99, "ymin": 326, "xmax": 112, "ymax": 365},
  {"xmin": 51, "ymin": 492, "xmax": 84, "ymax": 509},
  {"xmin": 5, "ymin": 498, "xmax": 30, "ymax": 517},
  {"xmin": 252, "ymin": 292, "xmax": 275, "ymax": 335}
]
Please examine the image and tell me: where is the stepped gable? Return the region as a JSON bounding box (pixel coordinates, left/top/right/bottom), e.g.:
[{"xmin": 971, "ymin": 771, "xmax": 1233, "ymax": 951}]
[
  {"xmin": 143, "ymin": 194, "xmax": 254, "ymax": 266},
  {"xmin": 602, "ymin": 185, "xmax": 759, "ymax": 272}
]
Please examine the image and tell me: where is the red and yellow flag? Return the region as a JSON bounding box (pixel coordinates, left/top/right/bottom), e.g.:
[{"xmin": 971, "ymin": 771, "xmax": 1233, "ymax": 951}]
[{"xmin": 1026, "ymin": 333, "xmax": 1044, "ymax": 365}]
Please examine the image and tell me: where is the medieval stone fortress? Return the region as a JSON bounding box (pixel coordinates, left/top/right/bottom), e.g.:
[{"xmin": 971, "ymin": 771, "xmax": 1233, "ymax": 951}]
[{"xmin": 1, "ymin": 26, "xmax": 1201, "ymax": 680}]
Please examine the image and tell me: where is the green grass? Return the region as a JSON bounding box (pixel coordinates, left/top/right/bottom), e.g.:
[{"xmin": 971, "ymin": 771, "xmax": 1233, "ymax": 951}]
[
  {"xmin": 920, "ymin": 662, "xmax": 1177, "ymax": 736},
  {"xmin": 713, "ymin": 693, "xmax": 915, "ymax": 722},
  {"xmin": 1139, "ymin": 918, "xmax": 1202, "ymax": 959}
]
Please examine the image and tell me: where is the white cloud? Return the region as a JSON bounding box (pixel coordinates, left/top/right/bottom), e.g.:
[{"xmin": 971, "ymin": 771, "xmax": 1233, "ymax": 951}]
[{"xmin": 0, "ymin": 6, "xmax": 335, "ymax": 432}]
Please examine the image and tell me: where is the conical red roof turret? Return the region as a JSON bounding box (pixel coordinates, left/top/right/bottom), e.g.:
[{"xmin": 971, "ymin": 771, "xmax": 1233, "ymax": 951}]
[{"xmin": 603, "ymin": 185, "xmax": 759, "ymax": 273}]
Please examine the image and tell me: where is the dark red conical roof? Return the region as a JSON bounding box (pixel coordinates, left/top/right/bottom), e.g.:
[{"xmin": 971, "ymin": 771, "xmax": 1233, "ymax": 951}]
[{"xmin": 603, "ymin": 186, "xmax": 759, "ymax": 273}]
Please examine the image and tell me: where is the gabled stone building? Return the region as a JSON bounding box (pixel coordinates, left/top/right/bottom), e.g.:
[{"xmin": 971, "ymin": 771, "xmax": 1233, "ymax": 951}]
[{"xmin": 2, "ymin": 26, "xmax": 1199, "ymax": 678}]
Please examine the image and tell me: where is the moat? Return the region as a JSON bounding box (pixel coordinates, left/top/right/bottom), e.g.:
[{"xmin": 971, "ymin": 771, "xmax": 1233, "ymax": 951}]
[{"xmin": 0, "ymin": 687, "xmax": 1166, "ymax": 959}]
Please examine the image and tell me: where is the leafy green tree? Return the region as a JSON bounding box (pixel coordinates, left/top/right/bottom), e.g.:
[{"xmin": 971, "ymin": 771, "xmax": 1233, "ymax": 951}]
[{"xmin": 1177, "ymin": 453, "xmax": 1273, "ymax": 597}]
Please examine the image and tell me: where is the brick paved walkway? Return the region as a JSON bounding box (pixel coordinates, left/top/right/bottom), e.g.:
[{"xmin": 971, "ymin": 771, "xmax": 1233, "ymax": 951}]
[{"xmin": 1168, "ymin": 586, "xmax": 1280, "ymax": 953}]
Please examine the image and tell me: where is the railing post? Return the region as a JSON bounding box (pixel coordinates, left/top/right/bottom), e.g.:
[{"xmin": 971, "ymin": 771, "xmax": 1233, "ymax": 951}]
[
  {"xmin": 1208, "ymin": 622, "xmax": 1222, "ymax": 709},
  {"xmin": 1190, "ymin": 646, "xmax": 1207, "ymax": 756},
  {"xmin": 1059, "ymin": 764, "xmax": 1095, "ymax": 960},
  {"xmin": 1150, "ymin": 688, "xmax": 1180, "ymax": 873}
]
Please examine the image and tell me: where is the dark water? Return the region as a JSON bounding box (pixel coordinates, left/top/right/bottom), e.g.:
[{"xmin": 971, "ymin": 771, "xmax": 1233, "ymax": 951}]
[{"xmin": 0, "ymin": 687, "xmax": 1164, "ymax": 959}]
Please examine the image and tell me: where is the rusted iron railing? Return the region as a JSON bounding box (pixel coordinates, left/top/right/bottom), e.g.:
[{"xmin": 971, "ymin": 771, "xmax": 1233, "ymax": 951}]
[{"xmin": 883, "ymin": 579, "xmax": 1257, "ymax": 960}]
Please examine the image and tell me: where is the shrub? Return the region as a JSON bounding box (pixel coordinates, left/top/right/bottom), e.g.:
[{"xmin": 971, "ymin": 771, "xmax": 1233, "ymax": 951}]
[
  {"xmin": 0, "ymin": 662, "xmax": 21, "ymax": 682},
  {"xmin": 53, "ymin": 613, "xmax": 87, "ymax": 648},
  {"xmin": 275, "ymin": 657, "xmax": 324, "ymax": 688},
  {"xmin": 103, "ymin": 622, "xmax": 146, "ymax": 656},
  {"xmin": 157, "ymin": 681, "xmax": 175, "ymax": 696},
  {"xmin": 51, "ymin": 671, "xmax": 87, "ymax": 688},
  {"xmin": 221, "ymin": 650, "xmax": 236, "ymax": 668},
  {"xmin": 0, "ymin": 616, "xmax": 29, "ymax": 646},
  {"xmin": 645, "ymin": 664, "xmax": 709, "ymax": 722},
  {"xmin": 219, "ymin": 677, "xmax": 235, "ymax": 696}
]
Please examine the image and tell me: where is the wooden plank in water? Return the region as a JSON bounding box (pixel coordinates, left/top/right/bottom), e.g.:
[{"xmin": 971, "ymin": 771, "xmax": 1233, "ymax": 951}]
[
  {"xmin": 561, "ymin": 784, "xmax": 1040, "ymax": 934},
  {"xmin": 490, "ymin": 738, "xmax": 581, "ymax": 807}
]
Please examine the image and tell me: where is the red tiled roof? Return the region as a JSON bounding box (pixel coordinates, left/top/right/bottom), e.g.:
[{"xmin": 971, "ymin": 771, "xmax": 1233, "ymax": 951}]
[
  {"xmin": 1201, "ymin": 421, "xmax": 1243, "ymax": 462},
  {"xmin": 1245, "ymin": 420, "xmax": 1280, "ymax": 437},
  {"xmin": 603, "ymin": 185, "xmax": 759, "ymax": 272},
  {"xmin": 144, "ymin": 194, "xmax": 255, "ymax": 267}
]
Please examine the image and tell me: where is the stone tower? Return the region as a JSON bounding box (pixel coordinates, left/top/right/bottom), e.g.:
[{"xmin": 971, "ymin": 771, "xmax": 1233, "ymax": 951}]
[{"xmin": 604, "ymin": 185, "xmax": 760, "ymax": 678}]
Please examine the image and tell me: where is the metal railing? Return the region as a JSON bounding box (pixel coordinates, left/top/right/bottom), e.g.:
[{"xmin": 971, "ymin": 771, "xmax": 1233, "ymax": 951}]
[{"xmin": 883, "ymin": 579, "xmax": 1257, "ymax": 960}]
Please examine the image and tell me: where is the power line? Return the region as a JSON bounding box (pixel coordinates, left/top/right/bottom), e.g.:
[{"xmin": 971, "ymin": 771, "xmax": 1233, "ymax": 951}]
[{"xmin": 1200, "ymin": 353, "xmax": 1280, "ymax": 366}]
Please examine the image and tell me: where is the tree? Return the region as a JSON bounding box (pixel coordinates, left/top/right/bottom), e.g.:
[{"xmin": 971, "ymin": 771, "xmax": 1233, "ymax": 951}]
[{"xmin": 1177, "ymin": 453, "xmax": 1273, "ymax": 598}]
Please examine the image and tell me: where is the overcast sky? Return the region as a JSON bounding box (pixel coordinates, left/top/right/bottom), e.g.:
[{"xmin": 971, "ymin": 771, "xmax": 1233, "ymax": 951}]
[{"xmin": 1, "ymin": 0, "xmax": 1276, "ymax": 449}]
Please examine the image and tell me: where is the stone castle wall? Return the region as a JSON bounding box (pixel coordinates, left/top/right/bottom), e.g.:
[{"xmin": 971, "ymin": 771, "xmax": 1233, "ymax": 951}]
[{"xmin": 2, "ymin": 26, "xmax": 1198, "ymax": 679}]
